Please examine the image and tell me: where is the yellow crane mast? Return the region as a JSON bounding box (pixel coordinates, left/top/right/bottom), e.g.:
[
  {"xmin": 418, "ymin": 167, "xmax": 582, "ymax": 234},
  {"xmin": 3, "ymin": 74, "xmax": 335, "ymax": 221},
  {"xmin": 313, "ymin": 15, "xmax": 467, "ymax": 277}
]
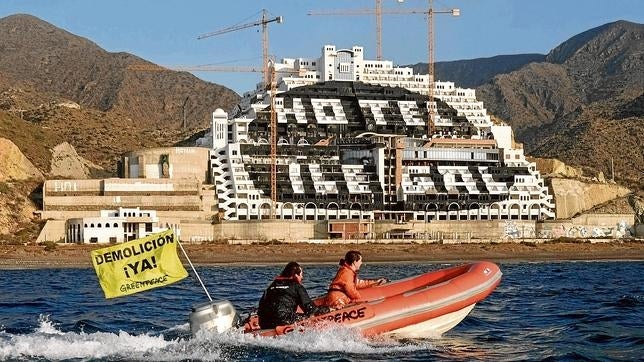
[{"xmin": 426, "ymin": 0, "xmax": 460, "ymax": 136}]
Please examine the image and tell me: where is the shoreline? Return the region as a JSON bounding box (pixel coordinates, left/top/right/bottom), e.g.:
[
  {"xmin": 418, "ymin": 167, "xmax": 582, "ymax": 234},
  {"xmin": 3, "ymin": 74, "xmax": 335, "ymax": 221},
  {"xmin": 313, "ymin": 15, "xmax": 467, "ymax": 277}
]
[{"xmin": 0, "ymin": 240, "xmax": 642, "ymax": 269}]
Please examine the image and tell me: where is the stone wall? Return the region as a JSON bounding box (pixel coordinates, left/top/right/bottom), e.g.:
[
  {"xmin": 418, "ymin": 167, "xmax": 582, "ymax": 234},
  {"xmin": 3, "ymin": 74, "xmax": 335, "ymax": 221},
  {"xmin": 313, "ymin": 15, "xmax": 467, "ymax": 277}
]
[
  {"xmin": 537, "ymin": 214, "xmax": 635, "ymax": 239},
  {"xmin": 39, "ymin": 215, "xmax": 639, "ymax": 244},
  {"xmin": 180, "ymin": 220, "xmax": 215, "ymax": 244}
]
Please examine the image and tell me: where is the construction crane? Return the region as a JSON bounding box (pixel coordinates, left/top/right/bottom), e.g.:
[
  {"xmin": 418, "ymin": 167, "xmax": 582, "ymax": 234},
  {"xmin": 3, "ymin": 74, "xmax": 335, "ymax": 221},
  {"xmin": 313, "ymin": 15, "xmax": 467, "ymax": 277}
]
[
  {"xmin": 309, "ymin": 0, "xmax": 401, "ymax": 61},
  {"xmin": 127, "ymin": 63, "xmax": 265, "ymax": 73},
  {"xmin": 308, "ymin": 1, "xmax": 459, "ymax": 136},
  {"xmin": 376, "ymin": 0, "xmax": 382, "ymax": 61},
  {"xmin": 426, "ymin": 0, "xmax": 460, "ymax": 136},
  {"xmin": 197, "ymin": 10, "xmax": 282, "ymax": 215},
  {"xmin": 126, "ymin": 63, "xmax": 308, "ymax": 81},
  {"xmin": 197, "ymin": 9, "xmax": 283, "ymax": 88}
]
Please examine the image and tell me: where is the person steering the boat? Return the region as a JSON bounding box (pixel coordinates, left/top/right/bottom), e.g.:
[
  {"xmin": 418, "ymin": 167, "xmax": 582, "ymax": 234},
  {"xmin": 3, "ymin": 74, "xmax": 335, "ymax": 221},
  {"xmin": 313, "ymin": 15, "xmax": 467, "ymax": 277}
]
[
  {"xmin": 323, "ymin": 250, "xmax": 388, "ymax": 309},
  {"xmin": 257, "ymin": 261, "xmax": 328, "ymax": 329}
]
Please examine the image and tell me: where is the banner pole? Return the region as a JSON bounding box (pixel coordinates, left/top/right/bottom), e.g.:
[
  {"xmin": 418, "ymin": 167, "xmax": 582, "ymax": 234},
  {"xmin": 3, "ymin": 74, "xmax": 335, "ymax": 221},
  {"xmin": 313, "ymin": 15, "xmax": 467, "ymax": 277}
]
[{"xmin": 177, "ymin": 239, "xmax": 212, "ymax": 302}]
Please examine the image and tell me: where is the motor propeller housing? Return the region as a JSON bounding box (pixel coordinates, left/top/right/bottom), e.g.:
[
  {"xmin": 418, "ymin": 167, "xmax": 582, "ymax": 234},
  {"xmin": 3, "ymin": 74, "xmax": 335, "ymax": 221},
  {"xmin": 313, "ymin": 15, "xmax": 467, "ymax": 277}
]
[{"xmin": 189, "ymin": 300, "xmax": 239, "ymax": 335}]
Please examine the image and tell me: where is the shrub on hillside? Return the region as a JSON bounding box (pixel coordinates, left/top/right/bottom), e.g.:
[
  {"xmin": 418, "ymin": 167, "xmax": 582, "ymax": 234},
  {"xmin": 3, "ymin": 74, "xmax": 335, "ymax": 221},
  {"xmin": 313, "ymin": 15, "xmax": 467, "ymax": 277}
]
[
  {"xmin": 0, "ymin": 182, "xmax": 10, "ymax": 194},
  {"xmin": 42, "ymin": 240, "xmax": 57, "ymax": 251}
]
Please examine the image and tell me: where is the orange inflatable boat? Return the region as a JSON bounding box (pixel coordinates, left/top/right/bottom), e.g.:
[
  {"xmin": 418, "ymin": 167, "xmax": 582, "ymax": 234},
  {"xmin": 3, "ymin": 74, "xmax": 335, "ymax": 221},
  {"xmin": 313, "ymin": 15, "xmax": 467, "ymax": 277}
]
[{"xmin": 239, "ymin": 261, "xmax": 502, "ymax": 338}]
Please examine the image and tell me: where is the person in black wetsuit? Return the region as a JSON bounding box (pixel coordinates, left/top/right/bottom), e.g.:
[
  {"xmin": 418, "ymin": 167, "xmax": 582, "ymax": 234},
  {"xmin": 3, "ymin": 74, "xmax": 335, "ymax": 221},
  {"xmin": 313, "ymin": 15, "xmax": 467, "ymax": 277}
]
[{"xmin": 257, "ymin": 261, "xmax": 328, "ymax": 329}]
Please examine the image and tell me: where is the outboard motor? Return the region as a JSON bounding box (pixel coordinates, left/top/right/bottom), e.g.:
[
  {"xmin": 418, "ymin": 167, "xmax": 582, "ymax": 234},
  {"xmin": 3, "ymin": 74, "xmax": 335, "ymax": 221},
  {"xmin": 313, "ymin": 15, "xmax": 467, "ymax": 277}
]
[{"xmin": 189, "ymin": 300, "xmax": 239, "ymax": 335}]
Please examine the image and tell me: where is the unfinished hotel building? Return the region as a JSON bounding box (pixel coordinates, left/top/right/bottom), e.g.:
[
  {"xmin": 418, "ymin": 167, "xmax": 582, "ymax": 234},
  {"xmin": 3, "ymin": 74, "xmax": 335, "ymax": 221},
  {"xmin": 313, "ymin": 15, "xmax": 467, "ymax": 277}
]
[{"xmin": 204, "ymin": 45, "xmax": 555, "ymax": 223}]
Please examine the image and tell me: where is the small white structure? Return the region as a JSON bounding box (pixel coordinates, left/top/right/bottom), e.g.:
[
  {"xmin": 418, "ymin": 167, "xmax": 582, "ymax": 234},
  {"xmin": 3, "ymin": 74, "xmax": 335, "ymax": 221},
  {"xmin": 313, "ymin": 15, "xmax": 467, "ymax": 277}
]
[{"xmin": 66, "ymin": 207, "xmax": 173, "ymax": 244}]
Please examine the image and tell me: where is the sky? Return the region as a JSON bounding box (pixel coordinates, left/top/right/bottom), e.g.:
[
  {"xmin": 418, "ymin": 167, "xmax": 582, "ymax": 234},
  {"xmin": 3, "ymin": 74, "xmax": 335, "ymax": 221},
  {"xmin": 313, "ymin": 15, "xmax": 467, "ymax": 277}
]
[{"xmin": 1, "ymin": 0, "xmax": 643, "ymax": 94}]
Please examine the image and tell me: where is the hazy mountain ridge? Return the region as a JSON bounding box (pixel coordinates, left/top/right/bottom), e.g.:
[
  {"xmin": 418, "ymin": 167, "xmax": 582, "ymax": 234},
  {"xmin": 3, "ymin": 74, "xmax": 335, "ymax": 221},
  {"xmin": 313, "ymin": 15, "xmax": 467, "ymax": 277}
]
[{"xmin": 411, "ymin": 53, "xmax": 546, "ymax": 88}]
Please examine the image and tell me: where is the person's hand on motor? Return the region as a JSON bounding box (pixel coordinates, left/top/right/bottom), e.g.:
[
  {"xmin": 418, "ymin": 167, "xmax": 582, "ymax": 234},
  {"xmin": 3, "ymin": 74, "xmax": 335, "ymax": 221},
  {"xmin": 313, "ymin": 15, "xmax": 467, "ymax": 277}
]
[{"xmin": 376, "ymin": 278, "xmax": 389, "ymax": 285}]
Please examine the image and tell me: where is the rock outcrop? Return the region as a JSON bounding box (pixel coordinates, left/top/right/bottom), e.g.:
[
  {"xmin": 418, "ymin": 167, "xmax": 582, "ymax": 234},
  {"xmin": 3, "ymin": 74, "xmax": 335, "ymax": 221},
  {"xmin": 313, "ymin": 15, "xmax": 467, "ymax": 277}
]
[
  {"xmin": 550, "ymin": 178, "xmax": 631, "ymax": 219},
  {"xmin": 0, "ymin": 138, "xmax": 44, "ymax": 181},
  {"xmin": 49, "ymin": 142, "xmax": 104, "ymax": 179},
  {"xmin": 529, "ymin": 157, "xmax": 583, "ymax": 179},
  {"xmin": 0, "ymin": 139, "xmax": 42, "ymax": 235}
]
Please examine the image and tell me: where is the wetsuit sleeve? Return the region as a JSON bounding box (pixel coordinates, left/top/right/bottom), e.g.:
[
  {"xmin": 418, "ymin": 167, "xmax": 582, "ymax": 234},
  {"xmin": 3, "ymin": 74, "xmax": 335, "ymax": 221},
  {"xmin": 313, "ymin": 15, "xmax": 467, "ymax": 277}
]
[{"xmin": 295, "ymin": 284, "xmax": 318, "ymax": 316}]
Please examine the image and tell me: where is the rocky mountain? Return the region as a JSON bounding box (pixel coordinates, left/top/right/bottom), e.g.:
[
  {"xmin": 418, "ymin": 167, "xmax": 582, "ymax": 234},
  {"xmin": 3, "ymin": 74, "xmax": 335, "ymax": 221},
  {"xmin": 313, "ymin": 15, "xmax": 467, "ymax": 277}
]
[
  {"xmin": 0, "ymin": 14, "xmax": 240, "ymax": 129},
  {"xmin": 411, "ymin": 53, "xmax": 546, "ymax": 88},
  {"xmin": 411, "ymin": 21, "xmax": 643, "ymax": 185},
  {"xmin": 476, "ymin": 20, "xmax": 643, "ymax": 185},
  {"xmin": 0, "ymin": 14, "xmax": 242, "ymax": 173}
]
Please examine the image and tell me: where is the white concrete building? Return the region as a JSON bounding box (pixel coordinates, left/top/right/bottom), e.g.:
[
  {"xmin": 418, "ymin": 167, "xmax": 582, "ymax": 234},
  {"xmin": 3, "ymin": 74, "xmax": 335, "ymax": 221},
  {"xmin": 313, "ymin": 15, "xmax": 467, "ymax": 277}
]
[{"xmin": 66, "ymin": 207, "xmax": 176, "ymax": 244}]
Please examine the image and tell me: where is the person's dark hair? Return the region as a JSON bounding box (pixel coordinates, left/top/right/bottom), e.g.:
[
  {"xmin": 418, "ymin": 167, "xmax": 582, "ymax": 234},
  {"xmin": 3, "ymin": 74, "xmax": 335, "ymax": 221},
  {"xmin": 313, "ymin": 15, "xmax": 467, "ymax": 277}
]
[
  {"xmin": 280, "ymin": 261, "xmax": 302, "ymax": 278},
  {"xmin": 339, "ymin": 250, "xmax": 362, "ymax": 266}
]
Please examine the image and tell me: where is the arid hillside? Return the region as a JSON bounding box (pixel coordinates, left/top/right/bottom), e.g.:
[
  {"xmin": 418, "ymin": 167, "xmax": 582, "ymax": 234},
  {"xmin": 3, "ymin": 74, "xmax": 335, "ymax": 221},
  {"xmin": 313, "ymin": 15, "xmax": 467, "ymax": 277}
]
[
  {"xmin": 0, "ymin": 14, "xmax": 240, "ymax": 130},
  {"xmin": 0, "ymin": 14, "xmax": 243, "ymax": 174},
  {"xmin": 476, "ymin": 21, "xmax": 643, "ymax": 184},
  {"xmin": 414, "ymin": 21, "xmax": 643, "ymax": 185}
]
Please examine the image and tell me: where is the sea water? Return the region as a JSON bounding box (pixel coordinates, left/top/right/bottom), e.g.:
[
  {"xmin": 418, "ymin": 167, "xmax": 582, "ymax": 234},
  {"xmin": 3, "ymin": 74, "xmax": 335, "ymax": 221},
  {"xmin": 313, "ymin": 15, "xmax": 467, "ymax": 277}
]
[{"xmin": 0, "ymin": 262, "xmax": 642, "ymax": 361}]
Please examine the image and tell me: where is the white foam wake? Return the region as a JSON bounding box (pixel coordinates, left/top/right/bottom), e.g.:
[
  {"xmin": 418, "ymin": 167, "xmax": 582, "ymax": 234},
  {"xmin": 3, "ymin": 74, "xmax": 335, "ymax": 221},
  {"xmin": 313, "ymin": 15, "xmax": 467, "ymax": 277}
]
[{"xmin": 0, "ymin": 315, "xmax": 433, "ymax": 361}]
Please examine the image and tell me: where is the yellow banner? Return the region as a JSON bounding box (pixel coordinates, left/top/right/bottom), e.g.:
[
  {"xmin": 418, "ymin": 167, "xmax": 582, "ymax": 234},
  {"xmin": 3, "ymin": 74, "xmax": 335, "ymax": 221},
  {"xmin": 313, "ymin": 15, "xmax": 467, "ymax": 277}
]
[{"xmin": 91, "ymin": 229, "xmax": 188, "ymax": 299}]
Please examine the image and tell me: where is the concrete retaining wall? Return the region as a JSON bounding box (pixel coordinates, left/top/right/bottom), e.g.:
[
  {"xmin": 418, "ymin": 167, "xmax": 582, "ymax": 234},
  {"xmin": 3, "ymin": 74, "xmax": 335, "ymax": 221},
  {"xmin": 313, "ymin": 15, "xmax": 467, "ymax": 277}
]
[
  {"xmin": 537, "ymin": 214, "xmax": 635, "ymax": 239},
  {"xmin": 38, "ymin": 216, "xmax": 639, "ymax": 245},
  {"xmin": 212, "ymin": 220, "xmax": 327, "ymax": 242},
  {"xmin": 36, "ymin": 219, "xmax": 66, "ymax": 243}
]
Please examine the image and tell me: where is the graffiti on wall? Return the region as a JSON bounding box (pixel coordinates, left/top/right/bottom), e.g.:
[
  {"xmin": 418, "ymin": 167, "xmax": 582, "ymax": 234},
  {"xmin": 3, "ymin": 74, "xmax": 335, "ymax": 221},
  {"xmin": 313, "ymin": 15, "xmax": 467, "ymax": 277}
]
[
  {"xmin": 503, "ymin": 221, "xmax": 536, "ymax": 239},
  {"xmin": 538, "ymin": 220, "xmax": 633, "ymax": 239},
  {"xmin": 54, "ymin": 181, "xmax": 78, "ymax": 192}
]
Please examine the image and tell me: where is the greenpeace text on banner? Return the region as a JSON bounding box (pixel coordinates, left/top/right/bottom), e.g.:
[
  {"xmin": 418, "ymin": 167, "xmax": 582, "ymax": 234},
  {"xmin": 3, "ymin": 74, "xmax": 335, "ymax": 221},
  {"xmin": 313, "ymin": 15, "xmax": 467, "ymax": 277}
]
[{"xmin": 91, "ymin": 229, "xmax": 188, "ymax": 298}]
